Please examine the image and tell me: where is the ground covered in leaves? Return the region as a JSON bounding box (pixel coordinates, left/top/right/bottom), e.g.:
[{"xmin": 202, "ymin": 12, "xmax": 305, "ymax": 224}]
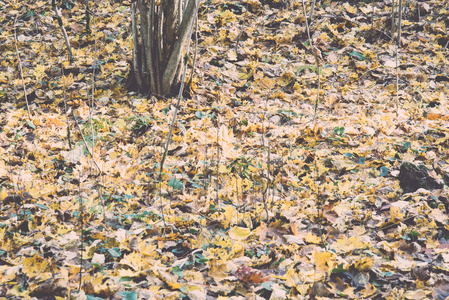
[{"xmin": 1, "ymin": 0, "xmax": 449, "ymax": 299}]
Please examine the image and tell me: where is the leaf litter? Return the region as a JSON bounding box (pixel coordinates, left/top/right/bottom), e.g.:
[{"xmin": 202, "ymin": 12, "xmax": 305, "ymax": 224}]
[{"xmin": 0, "ymin": 0, "xmax": 449, "ymax": 299}]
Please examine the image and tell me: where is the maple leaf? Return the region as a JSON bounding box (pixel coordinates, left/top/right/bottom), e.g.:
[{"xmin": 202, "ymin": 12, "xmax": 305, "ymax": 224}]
[{"xmin": 235, "ymin": 265, "xmax": 268, "ymax": 284}]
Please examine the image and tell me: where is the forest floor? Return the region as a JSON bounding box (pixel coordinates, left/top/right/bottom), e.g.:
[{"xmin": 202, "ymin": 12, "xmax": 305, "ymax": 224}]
[{"xmin": 1, "ymin": 0, "xmax": 449, "ymax": 299}]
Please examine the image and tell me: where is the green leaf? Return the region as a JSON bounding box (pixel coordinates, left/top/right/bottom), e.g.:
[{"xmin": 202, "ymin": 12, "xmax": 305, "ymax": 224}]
[
  {"xmin": 195, "ymin": 111, "xmax": 206, "ymax": 119},
  {"xmin": 119, "ymin": 276, "xmax": 133, "ymax": 282},
  {"xmin": 261, "ymin": 281, "xmax": 274, "ymax": 291},
  {"xmin": 36, "ymin": 203, "xmax": 47, "ymax": 210},
  {"xmin": 172, "ymin": 266, "xmax": 184, "ymax": 277},
  {"xmin": 168, "ymin": 177, "xmax": 184, "ymax": 190},
  {"xmin": 86, "ymin": 296, "xmax": 104, "ymax": 300},
  {"xmin": 117, "ymin": 291, "xmax": 137, "ymax": 300},
  {"xmin": 332, "ymin": 263, "xmax": 349, "ymax": 274},
  {"xmin": 108, "ymin": 247, "xmax": 121, "ymax": 258},
  {"xmin": 402, "ymin": 141, "xmax": 411, "ymax": 151},
  {"xmin": 25, "ymin": 119, "xmax": 36, "ymax": 129},
  {"xmin": 333, "ymin": 126, "xmax": 345, "ymax": 136},
  {"xmin": 194, "ymin": 253, "xmax": 208, "ymax": 264},
  {"xmin": 118, "ymin": 6, "xmax": 128, "ymax": 12},
  {"xmin": 349, "ymin": 50, "xmax": 365, "ymax": 61},
  {"xmin": 379, "ymin": 166, "xmax": 389, "ymax": 177}
]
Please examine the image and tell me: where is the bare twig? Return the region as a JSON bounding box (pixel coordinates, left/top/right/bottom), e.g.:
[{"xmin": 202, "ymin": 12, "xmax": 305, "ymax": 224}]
[
  {"xmin": 88, "ymin": 2, "xmax": 98, "ymax": 174},
  {"xmin": 186, "ymin": 6, "xmax": 199, "ymax": 92},
  {"xmin": 13, "ymin": 18, "xmax": 32, "ymax": 120},
  {"xmin": 85, "ymin": 0, "xmax": 90, "ymax": 32},
  {"xmin": 72, "ymin": 112, "xmax": 102, "ymax": 174},
  {"xmin": 131, "ymin": 2, "xmax": 143, "ymax": 90},
  {"xmin": 88, "ymin": 2, "xmax": 106, "ymax": 221},
  {"xmin": 314, "ymin": 160, "xmax": 327, "ymax": 251},
  {"xmin": 52, "ymin": 0, "xmax": 74, "ymax": 63},
  {"xmin": 302, "ymin": 0, "xmax": 312, "ymax": 42},
  {"xmin": 308, "ymin": 0, "xmax": 316, "ymax": 24},
  {"xmin": 61, "ymin": 63, "xmax": 72, "ymax": 149},
  {"xmin": 260, "ymin": 98, "xmax": 271, "ymax": 222},
  {"xmin": 395, "ymin": 0, "xmax": 402, "ymax": 111},
  {"xmin": 77, "ymin": 178, "xmax": 83, "ymax": 291},
  {"xmin": 158, "ymin": 0, "xmax": 201, "ymax": 221},
  {"xmin": 391, "ymin": 0, "xmax": 396, "ymax": 37},
  {"xmin": 301, "ymin": 0, "xmax": 321, "ymax": 120},
  {"xmin": 216, "ymin": 119, "xmax": 220, "ymax": 204},
  {"xmin": 162, "ymin": 0, "xmax": 198, "ymax": 95}
]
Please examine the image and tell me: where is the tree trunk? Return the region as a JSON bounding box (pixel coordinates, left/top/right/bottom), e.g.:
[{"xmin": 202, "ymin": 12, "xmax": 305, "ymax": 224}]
[{"xmin": 131, "ymin": 0, "xmax": 197, "ymax": 97}]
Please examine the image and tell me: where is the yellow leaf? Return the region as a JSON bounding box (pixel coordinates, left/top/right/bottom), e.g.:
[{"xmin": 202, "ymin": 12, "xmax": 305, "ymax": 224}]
[
  {"xmin": 156, "ymin": 268, "xmax": 183, "ymax": 290},
  {"xmin": 228, "ymin": 226, "xmax": 251, "ymax": 241},
  {"xmin": 34, "ymin": 1, "xmax": 46, "ymax": 7},
  {"xmin": 59, "ymin": 73, "xmax": 74, "ymax": 87},
  {"xmin": 220, "ymin": 10, "xmax": 237, "ymax": 23},
  {"xmin": 113, "ymin": 119, "xmax": 127, "ymax": 130},
  {"xmin": 227, "ymin": 50, "xmax": 237, "ymax": 61},
  {"xmin": 34, "ymin": 64, "xmax": 46, "ymax": 80},
  {"xmin": 239, "ymin": 70, "xmax": 253, "ymax": 80},
  {"xmin": 332, "ymin": 236, "xmax": 370, "ymax": 253},
  {"xmin": 354, "ymin": 257, "xmax": 374, "ymax": 271},
  {"xmin": 183, "ymin": 271, "xmax": 204, "ymax": 283},
  {"xmin": 305, "ymin": 232, "xmax": 322, "ymax": 244},
  {"xmin": 343, "ymin": 3, "xmax": 357, "ymax": 14},
  {"xmin": 120, "ymin": 252, "xmax": 145, "ymax": 272},
  {"xmin": 403, "ymin": 289, "xmax": 429, "ymax": 300},
  {"xmin": 221, "ymin": 205, "xmax": 236, "ymax": 228},
  {"xmin": 360, "ymin": 283, "xmax": 377, "ymax": 298},
  {"xmin": 314, "ymin": 251, "xmax": 336, "ymax": 274},
  {"xmin": 28, "ymin": 184, "xmax": 57, "ymax": 198},
  {"xmin": 0, "ymin": 189, "xmax": 7, "ymax": 201},
  {"xmin": 208, "ymin": 258, "xmax": 228, "ymax": 282},
  {"xmin": 22, "ymin": 255, "xmax": 50, "ymax": 278},
  {"xmin": 257, "ymin": 77, "xmax": 276, "ymax": 90},
  {"xmin": 277, "ymin": 72, "xmax": 294, "ymax": 87}
]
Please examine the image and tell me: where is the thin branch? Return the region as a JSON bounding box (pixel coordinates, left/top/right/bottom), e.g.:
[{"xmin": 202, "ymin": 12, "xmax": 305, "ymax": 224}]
[
  {"xmin": 178, "ymin": 0, "xmax": 183, "ymax": 25},
  {"xmin": 396, "ymin": 0, "xmax": 402, "ymax": 111},
  {"xmin": 159, "ymin": 0, "xmax": 200, "ymax": 176},
  {"xmin": 148, "ymin": 0, "xmax": 157, "ymax": 93},
  {"xmin": 158, "ymin": 0, "xmax": 200, "ymax": 222},
  {"xmin": 61, "ymin": 62, "xmax": 72, "ymax": 150},
  {"xmin": 301, "ymin": 0, "xmax": 321, "ymax": 120},
  {"xmin": 77, "ymin": 178, "xmax": 83, "ymax": 291},
  {"xmin": 131, "ymin": 2, "xmax": 143, "ymax": 90},
  {"xmin": 186, "ymin": 4, "xmax": 199, "ymax": 92},
  {"xmin": 162, "ymin": 0, "xmax": 197, "ymax": 94},
  {"xmin": 156, "ymin": 3, "xmax": 164, "ymax": 93},
  {"xmin": 301, "ymin": 0, "xmax": 312, "ymax": 42},
  {"xmin": 52, "ymin": 0, "xmax": 74, "ymax": 63},
  {"xmin": 85, "ymin": 0, "xmax": 90, "ymax": 32},
  {"xmin": 391, "ymin": 0, "xmax": 396, "ymax": 37},
  {"xmin": 72, "ymin": 112, "xmax": 102, "ymax": 174},
  {"xmin": 308, "ymin": 0, "xmax": 316, "ymax": 24},
  {"xmin": 89, "ymin": 5, "xmax": 97, "ymax": 172},
  {"xmin": 88, "ymin": 2, "xmax": 106, "ymax": 221},
  {"xmin": 13, "ymin": 18, "xmax": 32, "ymax": 120},
  {"xmin": 216, "ymin": 119, "xmax": 220, "ymax": 203}
]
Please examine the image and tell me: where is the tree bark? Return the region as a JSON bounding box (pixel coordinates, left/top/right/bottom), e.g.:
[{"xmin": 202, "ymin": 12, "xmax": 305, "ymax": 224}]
[{"xmin": 131, "ymin": 0, "xmax": 197, "ymax": 97}]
